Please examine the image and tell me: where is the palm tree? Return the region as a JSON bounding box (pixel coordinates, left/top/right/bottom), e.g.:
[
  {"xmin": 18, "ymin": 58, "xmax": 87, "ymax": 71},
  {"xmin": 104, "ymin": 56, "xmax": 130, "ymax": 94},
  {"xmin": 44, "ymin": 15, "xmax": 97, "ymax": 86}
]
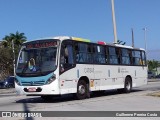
[
  {"xmin": 0, "ymin": 32, "xmax": 27, "ymax": 78},
  {"xmin": 2, "ymin": 35, "xmax": 12, "ymax": 47},
  {"xmin": 10, "ymin": 31, "xmax": 27, "ymax": 47},
  {"xmin": 2, "ymin": 31, "xmax": 27, "ymax": 48},
  {"xmin": 2, "ymin": 31, "xmax": 27, "ymax": 68}
]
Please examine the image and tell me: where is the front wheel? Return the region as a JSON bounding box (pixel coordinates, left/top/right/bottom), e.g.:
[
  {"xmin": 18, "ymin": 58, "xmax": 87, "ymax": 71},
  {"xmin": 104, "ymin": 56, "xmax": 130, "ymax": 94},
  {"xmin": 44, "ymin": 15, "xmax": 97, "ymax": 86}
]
[{"xmin": 76, "ymin": 80, "xmax": 89, "ymax": 100}]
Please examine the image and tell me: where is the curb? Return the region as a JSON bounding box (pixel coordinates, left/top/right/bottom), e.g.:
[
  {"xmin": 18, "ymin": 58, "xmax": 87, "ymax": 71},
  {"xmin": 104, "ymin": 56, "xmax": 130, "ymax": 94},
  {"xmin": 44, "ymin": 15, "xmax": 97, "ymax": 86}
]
[
  {"xmin": 148, "ymin": 79, "xmax": 160, "ymax": 82},
  {"xmin": 0, "ymin": 88, "xmax": 15, "ymax": 94}
]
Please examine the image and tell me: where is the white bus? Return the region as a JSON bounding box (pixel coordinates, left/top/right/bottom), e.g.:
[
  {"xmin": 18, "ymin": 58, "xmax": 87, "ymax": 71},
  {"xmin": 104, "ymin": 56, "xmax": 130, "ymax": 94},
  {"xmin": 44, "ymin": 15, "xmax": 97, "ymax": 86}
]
[{"xmin": 15, "ymin": 36, "xmax": 147, "ymax": 100}]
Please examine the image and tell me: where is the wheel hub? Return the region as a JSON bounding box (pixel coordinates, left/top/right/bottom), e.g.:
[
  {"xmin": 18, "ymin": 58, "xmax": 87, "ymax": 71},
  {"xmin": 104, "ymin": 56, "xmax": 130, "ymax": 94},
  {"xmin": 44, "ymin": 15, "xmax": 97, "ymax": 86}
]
[
  {"xmin": 126, "ymin": 82, "xmax": 131, "ymax": 90},
  {"xmin": 79, "ymin": 85, "xmax": 85, "ymax": 94}
]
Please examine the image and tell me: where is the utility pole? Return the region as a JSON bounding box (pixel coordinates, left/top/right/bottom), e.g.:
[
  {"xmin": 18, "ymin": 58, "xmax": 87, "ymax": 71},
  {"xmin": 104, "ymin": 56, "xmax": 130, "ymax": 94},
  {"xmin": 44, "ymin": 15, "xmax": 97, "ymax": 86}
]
[
  {"xmin": 111, "ymin": 0, "xmax": 118, "ymax": 44},
  {"xmin": 143, "ymin": 28, "xmax": 147, "ymax": 52},
  {"xmin": 12, "ymin": 40, "xmax": 16, "ymax": 76},
  {"xmin": 131, "ymin": 28, "xmax": 134, "ymax": 47}
]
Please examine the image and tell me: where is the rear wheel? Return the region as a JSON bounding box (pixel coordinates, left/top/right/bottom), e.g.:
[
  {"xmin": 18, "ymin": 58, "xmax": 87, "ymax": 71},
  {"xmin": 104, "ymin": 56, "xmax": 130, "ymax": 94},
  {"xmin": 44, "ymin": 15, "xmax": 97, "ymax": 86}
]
[
  {"xmin": 117, "ymin": 77, "xmax": 132, "ymax": 93},
  {"xmin": 124, "ymin": 77, "xmax": 132, "ymax": 93},
  {"xmin": 76, "ymin": 80, "xmax": 90, "ymax": 100}
]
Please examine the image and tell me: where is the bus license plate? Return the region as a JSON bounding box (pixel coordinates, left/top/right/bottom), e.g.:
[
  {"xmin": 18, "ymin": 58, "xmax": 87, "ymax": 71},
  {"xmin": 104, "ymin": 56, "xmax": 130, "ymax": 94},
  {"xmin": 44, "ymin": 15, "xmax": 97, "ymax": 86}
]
[{"xmin": 28, "ymin": 87, "xmax": 36, "ymax": 92}]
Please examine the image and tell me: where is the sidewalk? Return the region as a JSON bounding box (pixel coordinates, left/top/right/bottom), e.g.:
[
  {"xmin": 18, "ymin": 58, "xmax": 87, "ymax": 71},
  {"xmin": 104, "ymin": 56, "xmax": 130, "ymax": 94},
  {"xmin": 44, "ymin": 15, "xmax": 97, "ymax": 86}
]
[
  {"xmin": 0, "ymin": 88, "xmax": 15, "ymax": 94},
  {"xmin": 148, "ymin": 78, "xmax": 160, "ymax": 82}
]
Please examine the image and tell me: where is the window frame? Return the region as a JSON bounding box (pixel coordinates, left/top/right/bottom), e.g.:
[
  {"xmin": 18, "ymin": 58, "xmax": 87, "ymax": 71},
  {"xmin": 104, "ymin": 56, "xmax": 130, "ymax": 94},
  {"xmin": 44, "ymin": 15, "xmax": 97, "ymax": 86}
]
[
  {"xmin": 60, "ymin": 40, "xmax": 147, "ymax": 67},
  {"xmin": 121, "ymin": 48, "xmax": 131, "ymax": 65},
  {"xmin": 59, "ymin": 40, "xmax": 76, "ymax": 74}
]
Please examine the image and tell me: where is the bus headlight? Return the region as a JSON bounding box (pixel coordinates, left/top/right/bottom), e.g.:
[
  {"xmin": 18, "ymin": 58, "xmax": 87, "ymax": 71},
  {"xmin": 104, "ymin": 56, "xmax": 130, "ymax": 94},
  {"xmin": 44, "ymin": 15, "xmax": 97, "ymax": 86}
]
[
  {"xmin": 46, "ymin": 75, "xmax": 56, "ymax": 84},
  {"xmin": 15, "ymin": 78, "xmax": 21, "ymax": 86}
]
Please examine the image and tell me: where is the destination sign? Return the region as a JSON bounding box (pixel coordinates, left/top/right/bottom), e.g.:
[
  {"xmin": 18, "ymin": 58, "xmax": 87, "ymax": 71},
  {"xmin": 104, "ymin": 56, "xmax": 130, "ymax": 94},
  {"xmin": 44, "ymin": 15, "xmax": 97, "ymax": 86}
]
[{"xmin": 26, "ymin": 41, "xmax": 57, "ymax": 49}]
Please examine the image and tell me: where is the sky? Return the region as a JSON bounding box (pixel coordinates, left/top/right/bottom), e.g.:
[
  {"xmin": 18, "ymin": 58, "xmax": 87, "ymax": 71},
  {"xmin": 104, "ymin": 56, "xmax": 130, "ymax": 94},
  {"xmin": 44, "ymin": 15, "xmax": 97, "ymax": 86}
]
[{"xmin": 0, "ymin": 0, "xmax": 160, "ymax": 60}]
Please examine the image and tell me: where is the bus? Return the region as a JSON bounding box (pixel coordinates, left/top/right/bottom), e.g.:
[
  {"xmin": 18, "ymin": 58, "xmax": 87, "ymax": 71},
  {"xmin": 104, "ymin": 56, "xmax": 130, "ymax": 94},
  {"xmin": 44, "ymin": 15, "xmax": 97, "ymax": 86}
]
[{"xmin": 15, "ymin": 36, "xmax": 147, "ymax": 100}]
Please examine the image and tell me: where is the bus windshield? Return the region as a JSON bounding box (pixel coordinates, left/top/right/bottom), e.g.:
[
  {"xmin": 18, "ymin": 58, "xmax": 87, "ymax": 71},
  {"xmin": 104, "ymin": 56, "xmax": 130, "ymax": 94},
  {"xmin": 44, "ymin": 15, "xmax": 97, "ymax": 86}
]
[{"xmin": 16, "ymin": 40, "xmax": 59, "ymax": 77}]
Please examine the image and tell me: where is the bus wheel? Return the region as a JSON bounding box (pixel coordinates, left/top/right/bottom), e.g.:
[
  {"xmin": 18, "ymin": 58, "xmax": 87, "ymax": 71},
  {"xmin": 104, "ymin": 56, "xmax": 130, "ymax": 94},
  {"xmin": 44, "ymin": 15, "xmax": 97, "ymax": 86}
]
[
  {"xmin": 41, "ymin": 95, "xmax": 53, "ymax": 101},
  {"xmin": 124, "ymin": 77, "xmax": 132, "ymax": 93},
  {"xmin": 76, "ymin": 80, "xmax": 88, "ymax": 100}
]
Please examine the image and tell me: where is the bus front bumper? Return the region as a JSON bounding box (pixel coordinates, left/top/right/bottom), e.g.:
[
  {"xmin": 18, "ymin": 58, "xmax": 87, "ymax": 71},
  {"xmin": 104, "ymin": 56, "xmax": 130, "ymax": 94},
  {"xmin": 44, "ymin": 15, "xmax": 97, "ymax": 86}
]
[{"xmin": 15, "ymin": 83, "xmax": 60, "ymax": 96}]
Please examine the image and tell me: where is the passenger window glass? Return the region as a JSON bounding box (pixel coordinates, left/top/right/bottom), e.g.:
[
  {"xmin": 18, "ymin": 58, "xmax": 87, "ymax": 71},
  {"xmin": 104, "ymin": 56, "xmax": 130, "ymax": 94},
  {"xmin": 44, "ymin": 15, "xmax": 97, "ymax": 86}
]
[
  {"xmin": 121, "ymin": 49, "xmax": 131, "ymax": 65},
  {"xmin": 109, "ymin": 47, "xmax": 119, "ymax": 64},
  {"xmin": 141, "ymin": 51, "xmax": 146, "ymax": 65},
  {"xmin": 60, "ymin": 41, "xmax": 74, "ymax": 72},
  {"xmin": 93, "ymin": 45, "xmax": 105, "ymax": 64},
  {"xmin": 132, "ymin": 51, "xmax": 141, "ymax": 65},
  {"xmin": 76, "ymin": 43, "xmax": 93, "ymax": 63}
]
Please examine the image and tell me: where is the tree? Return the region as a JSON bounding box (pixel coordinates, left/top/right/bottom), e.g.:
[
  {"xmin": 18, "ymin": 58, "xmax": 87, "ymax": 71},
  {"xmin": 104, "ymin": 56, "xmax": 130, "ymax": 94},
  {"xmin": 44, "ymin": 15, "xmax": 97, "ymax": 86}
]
[
  {"xmin": 2, "ymin": 31, "xmax": 27, "ymax": 60},
  {"xmin": 147, "ymin": 60, "xmax": 159, "ymax": 73},
  {"xmin": 0, "ymin": 31, "xmax": 27, "ymax": 79},
  {"xmin": 0, "ymin": 48, "xmax": 13, "ymax": 79},
  {"xmin": 148, "ymin": 60, "xmax": 153, "ymax": 71},
  {"xmin": 2, "ymin": 31, "xmax": 27, "ymax": 48}
]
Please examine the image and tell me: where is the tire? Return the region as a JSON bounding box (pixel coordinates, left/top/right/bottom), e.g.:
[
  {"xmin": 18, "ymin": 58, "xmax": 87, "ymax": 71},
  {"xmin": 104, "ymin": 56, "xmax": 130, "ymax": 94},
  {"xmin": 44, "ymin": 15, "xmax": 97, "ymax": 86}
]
[
  {"xmin": 124, "ymin": 77, "xmax": 132, "ymax": 93},
  {"xmin": 76, "ymin": 80, "xmax": 89, "ymax": 100}
]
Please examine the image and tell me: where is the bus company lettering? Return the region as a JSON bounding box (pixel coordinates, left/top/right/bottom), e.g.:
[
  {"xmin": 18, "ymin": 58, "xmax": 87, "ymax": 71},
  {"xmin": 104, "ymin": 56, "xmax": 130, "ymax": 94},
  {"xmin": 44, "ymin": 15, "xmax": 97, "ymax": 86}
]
[
  {"xmin": 121, "ymin": 68, "xmax": 129, "ymax": 73},
  {"xmin": 84, "ymin": 68, "xmax": 94, "ymax": 73}
]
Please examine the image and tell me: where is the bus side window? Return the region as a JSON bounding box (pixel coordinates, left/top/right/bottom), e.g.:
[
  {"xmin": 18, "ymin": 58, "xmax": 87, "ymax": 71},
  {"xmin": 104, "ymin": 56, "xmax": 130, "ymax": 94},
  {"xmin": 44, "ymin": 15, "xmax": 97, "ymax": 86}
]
[
  {"xmin": 121, "ymin": 48, "xmax": 131, "ymax": 65},
  {"xmin": 75, "ymin": 44, "xmax": 79, "ymax": 62},
  {"xmin": 76, "ymin": 43, "xmax": 88, "ymax": 63},
  {"xmin": 105, "ymin": 47, "xmax": 109, "ymax": 63},
  {"xmin": 116, "ymin": 48, "xmax": 121, "ymax": 64},
  {"xmin": 60, "ymin": 46, "xmax": 65, "ymax": 64},
  {"xmin": 141, "ymin": 51, "xmax": 146, "ymax": 65},
  {"xmin": 109, "ymin": 47, "xmax": 119, "ymax": 64},
  {"xmin": 60, "ymin": 43, "xmax": 74, "ymax": 72},
  {"xmin": 132, "ymin": 50, "xmax": 141, "ymax": 65}
]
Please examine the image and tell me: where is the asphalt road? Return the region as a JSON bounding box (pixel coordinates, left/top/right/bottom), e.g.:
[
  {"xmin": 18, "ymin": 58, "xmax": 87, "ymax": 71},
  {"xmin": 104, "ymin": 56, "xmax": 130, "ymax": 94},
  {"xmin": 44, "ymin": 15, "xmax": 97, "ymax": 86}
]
[{"xmin": 0, "ymin": 80, "xmax": 160, "ymax": 120}]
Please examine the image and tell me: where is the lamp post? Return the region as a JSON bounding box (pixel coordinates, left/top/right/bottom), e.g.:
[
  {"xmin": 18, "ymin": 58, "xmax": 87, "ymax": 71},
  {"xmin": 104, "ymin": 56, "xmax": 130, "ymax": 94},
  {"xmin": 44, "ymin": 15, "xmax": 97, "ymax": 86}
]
[
  {"xmin": 131, "ymin": 28, "xmax": 134, "ymax": 47},
  {"xmin": 143, "ymin": 28, "xmax": 147, "ymax": 52},
  {"xmin": 111, "ymin": 0, "xmax": 118, "ymax": 44}
]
